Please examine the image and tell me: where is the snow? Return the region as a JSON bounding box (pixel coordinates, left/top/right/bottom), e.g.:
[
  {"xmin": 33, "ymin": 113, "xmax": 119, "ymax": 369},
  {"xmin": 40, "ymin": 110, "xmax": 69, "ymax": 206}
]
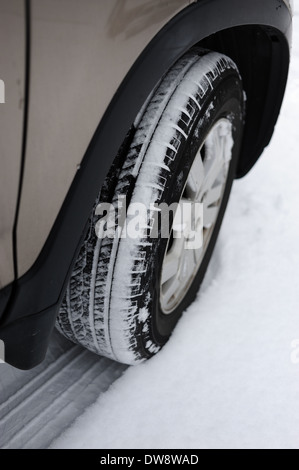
[{"xmin": 52, "ymin": 9, "xmax": 299, "ymax": 450}]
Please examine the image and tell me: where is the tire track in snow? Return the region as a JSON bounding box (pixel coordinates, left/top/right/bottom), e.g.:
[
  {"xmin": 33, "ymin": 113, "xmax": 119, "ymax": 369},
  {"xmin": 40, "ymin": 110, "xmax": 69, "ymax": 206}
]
[{"xmin": 0, "ymin": 331, "xmax": 127, "ymax": 449}]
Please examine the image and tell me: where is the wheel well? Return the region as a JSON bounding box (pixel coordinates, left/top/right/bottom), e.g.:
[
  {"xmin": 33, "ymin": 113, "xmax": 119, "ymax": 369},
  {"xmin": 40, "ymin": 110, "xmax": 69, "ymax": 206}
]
[{"xmin": 199, "ymin": 25, "xmax": 290, "ymax": 177}]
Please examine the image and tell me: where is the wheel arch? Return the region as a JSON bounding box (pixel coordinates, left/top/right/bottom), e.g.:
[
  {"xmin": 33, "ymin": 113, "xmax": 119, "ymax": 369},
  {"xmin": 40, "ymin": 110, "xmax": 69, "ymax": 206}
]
[{"xmin": 0, "ymin": 0, "xmax": 292, "ymax": 368}]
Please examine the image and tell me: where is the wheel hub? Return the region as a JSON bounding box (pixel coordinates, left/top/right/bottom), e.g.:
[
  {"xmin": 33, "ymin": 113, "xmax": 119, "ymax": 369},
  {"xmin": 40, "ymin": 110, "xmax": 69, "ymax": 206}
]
[{"xmin": 160, "ymin": 118, "xmax": 234, "ymax": 314}]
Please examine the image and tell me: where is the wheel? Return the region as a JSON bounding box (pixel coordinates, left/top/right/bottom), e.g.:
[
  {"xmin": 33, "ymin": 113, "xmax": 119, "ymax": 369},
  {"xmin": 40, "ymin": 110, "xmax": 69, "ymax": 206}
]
[{"xmin": 56, "ymin": 48, "xmax": 244, "ymax": 364}]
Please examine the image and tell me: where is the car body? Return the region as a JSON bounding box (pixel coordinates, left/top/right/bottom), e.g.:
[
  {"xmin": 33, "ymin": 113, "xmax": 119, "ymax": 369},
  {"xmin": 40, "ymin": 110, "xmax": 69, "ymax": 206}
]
[{"xmin": 0, "ymin": 0, "xmax": 293, "ymax": 369}]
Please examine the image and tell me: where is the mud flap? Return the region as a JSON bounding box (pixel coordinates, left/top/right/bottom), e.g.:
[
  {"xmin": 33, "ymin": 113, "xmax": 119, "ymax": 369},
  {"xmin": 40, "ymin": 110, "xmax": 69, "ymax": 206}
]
[{"xmin": 0, "ymin": 307, "xmax": 57, "ymax": 370}]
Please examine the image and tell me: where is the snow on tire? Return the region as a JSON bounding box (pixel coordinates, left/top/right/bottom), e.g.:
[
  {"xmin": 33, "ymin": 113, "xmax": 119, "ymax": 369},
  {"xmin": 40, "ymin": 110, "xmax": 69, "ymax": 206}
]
[{"xmin": 56, "ymin": 48, "xmax": 245, "ymax": 365}]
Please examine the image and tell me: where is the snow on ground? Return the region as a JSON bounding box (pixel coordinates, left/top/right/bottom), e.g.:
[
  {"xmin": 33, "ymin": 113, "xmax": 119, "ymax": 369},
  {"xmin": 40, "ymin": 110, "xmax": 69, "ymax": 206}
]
[{"xmin": 52, "ymin": 8, "xmax": 299, "ymax": 450}]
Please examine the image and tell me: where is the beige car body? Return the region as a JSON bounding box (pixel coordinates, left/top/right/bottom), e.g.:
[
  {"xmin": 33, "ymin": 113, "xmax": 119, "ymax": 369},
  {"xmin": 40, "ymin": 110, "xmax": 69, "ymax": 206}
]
[
  {"xmin": 0, "ymin": 0, "xmax": 25, "ymax": 289},
  {"xmin": 0, "ymin": 0, "xmax": 189, "ymax": 288}
]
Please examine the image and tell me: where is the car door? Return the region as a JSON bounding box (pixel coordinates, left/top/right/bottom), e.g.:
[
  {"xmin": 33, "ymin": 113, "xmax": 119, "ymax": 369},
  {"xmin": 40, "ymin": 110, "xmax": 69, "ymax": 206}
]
[{"xmin": 0, "ymin": 0, "xmax": 26, "ymax": 291}]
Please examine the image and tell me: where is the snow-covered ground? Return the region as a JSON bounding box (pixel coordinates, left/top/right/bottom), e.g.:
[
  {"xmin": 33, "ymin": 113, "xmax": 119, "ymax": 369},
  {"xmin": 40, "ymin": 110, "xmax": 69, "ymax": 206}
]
[{"xmin": 52, "ymin": 9, "xmax": 299, "ymax": 450}]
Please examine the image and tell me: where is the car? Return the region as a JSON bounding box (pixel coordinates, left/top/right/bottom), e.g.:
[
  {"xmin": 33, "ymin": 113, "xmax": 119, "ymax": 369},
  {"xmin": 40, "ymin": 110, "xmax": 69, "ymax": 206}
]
[{"xmin": 0, "ymin": 0, "xmax": 293, "ymax": 369}]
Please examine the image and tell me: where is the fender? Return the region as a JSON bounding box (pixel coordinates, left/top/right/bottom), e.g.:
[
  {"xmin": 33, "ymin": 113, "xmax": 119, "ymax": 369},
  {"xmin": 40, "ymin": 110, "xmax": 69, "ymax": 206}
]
[{"xmin": 0, "ymin": 0, "xmax": 292, "ymax": 368}]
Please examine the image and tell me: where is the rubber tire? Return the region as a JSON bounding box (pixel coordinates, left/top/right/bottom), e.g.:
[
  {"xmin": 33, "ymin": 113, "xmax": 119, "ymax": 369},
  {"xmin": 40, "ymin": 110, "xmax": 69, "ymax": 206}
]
[{"xmin": 56, "ymin": 48, "xmax": 244, "ymax": 365}]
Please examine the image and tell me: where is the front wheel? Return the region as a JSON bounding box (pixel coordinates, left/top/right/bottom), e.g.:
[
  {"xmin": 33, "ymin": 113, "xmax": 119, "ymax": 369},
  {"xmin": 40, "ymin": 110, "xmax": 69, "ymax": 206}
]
[{"xmin": 56, "ymin": 49, "xmax": 245, "ymax": 364}]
